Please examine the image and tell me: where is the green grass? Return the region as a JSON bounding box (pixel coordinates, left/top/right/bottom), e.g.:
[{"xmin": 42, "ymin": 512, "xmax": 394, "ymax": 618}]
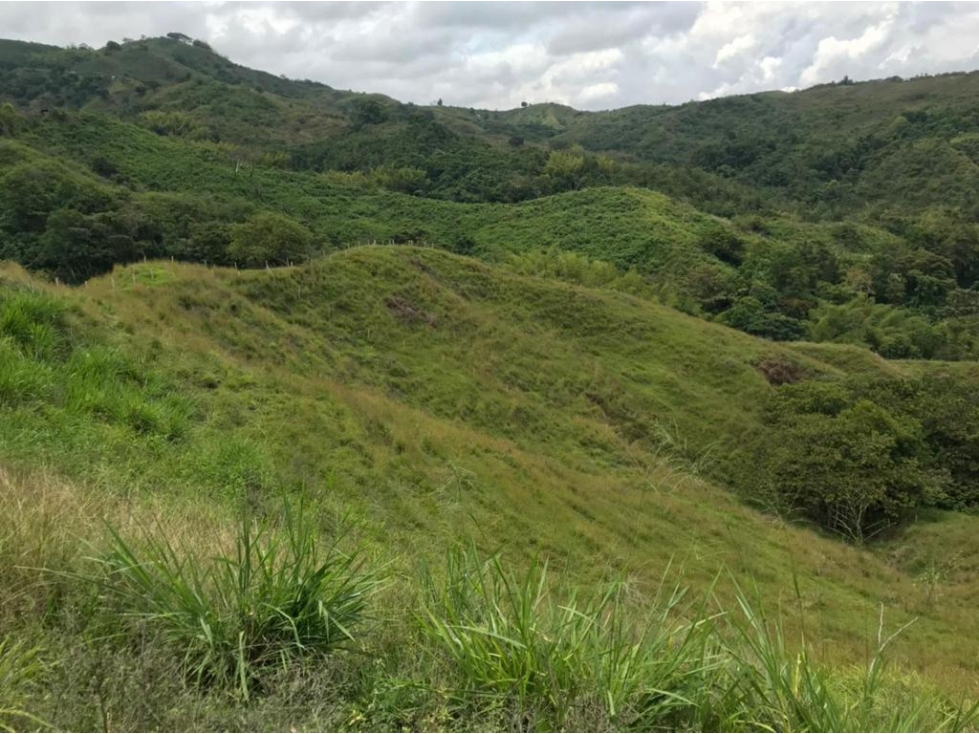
[
  {"xmin": 0, "ymin": 637, "xmax": 47, "ymax": 732},
  {"xmin": 416, "ymin": 548, "xmax": 979, "ymax": 732},
  {"xmin": 90, "ymin": 501, "xmax": 380, "ymax": 700},
  {"xmin": 1, "ymin": 252, "xmax": 979, "ymax": 729},
  {"xmin": 418, "ymin": 547, "xmax": 719, "ymax": 730}
]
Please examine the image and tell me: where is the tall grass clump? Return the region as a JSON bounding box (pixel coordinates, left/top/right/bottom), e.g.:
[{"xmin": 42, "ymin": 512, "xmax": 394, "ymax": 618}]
[
  {"xmin": 720, "ymin": 584, "xmax": 979, "ymax": 733},
  {"xmin": 0, "ymin": 289, "xmax": 67, "ymax": 407},
  {"xmin": 0, "ymin": 288, "xmax": 68, "ymax": 360},
  {"xmin": 91, "ymin": 501, "xmax": 380, "ymax": 699},
  {"xmin": 417, "ymin": 549, "xmax": 979, "ymax": 732},
  {"xmin": 418, "ymin": 547, "xmax": 724, "ymax": 731}
]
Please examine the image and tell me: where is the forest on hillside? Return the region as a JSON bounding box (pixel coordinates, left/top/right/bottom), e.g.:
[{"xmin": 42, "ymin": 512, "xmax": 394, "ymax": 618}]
[{"xmin": 1, "ymin": 35, "xmax": 978, "ymax": 364}]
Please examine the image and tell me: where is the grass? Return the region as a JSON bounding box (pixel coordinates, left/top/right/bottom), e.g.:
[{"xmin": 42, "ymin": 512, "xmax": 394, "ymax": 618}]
[
  {"xmin": 414, "ymin": 548, "xmax": 979, "ymax": 732},
  {"xmin": 1, "ymin": 252, "xmax": 979, "ymax": 729},
  {"xmin": 0, "ymin": 637, "xmax": 47, "ymax": 732},
  {"xmin": 89, "ymin": 501, "xmax": 380, "ymax": 700},
  {"xmin": 418, "ymin": 547, "xmax": 721, "ymax": 730}
]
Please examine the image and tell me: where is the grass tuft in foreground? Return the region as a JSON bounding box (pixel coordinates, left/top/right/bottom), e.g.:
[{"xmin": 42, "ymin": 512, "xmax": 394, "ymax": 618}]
[
  {"xmin": 0, "ymin": 636, "xmax": 48, "ymax": 732},
  {"xmin": 416, "ymin": 547, "xmax": 979, "ymax": 732},
  {"xmin": 88, "ymin": 501, "xmax": 380, "ymax": 700}
]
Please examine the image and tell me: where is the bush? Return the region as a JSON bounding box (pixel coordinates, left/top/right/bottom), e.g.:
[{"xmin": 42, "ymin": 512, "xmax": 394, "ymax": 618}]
[{"xmin": 228, "ymin": 212, "xmax": 312, "ymax": 267}]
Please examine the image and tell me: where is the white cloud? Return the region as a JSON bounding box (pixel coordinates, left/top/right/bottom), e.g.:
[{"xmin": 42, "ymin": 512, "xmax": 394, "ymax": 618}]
[
  {"xmin": 714, "ymin": 34, "xmax": 757, "ymax": 67},
  {"xmin": 0, "ymin": 2, "xmax": 978, "ymax": 110},
  {"xmin": 578, "ymin": 82, "xmax": 619, "ymax": 105},
  {"xmin": 760, "ymin": 56, "xmax": 782, "ymax": 82},
  {"xmin": 800, "ymin": 15, "xmax": 896, "ymax": 86}
]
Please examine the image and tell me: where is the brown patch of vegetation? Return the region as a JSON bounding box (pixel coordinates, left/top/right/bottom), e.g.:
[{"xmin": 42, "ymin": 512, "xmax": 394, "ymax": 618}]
[
  {"xmin": 753, "ymin": 356, "xmax": 809, "ymax": 386},
  {"xmin": 385, "ymin": 295, "xmax": 438, "ymax": 328}
]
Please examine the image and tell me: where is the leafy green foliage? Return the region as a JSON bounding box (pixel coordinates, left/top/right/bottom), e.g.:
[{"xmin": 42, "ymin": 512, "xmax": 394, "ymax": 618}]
[
  {"xmin": 754, "ymin": 391, "xmax": 938, "ymax": 540},
  {"xmin": 228, "ymin": 211, "xmax": 312, "ymax": 267},
  {"xmin": 746, "ymin": 372, "xmax": 979, "ymax": 539}
]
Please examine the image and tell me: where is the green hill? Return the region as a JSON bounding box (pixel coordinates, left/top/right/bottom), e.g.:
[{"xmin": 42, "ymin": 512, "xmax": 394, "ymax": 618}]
[
  {"xmin": 2, "ymin": 249, "xmax": 979, "ymax": 729},
  {"xmin": 4, "ymin": 35, "xmax": 979, "ymax": 220},
  {"xmin": 2, "ymin": 33, "xmax": 979, "ymax": 731}
]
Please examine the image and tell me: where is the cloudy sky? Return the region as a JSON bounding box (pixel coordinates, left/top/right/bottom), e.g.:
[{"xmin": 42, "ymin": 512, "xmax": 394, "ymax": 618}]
[{"xmin": 3, "ymin": 2, "xmax": 979, "ymax": 110}]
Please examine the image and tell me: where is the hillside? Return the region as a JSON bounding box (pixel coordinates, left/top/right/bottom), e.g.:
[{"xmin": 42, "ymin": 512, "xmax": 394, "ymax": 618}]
[
  {"xmin": 4, "ymin": 35, "xmax": 979, "ymax": 220},
  {"xmin": 2, "ymin": 249, "xmax": 979, "ymax": 729},
  {"xmin": 2, "ymin": 32, "xmax": 979, "ymax": 732},
  {"xmin": 2, "ymin": 35, "xmax": 978, "ymax": 365}
]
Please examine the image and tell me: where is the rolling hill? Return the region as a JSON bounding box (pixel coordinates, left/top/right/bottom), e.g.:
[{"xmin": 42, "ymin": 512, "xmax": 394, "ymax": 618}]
[
  {"xmin": 2, "ymin": 33, "xmax": 979, "ymax": 732},
  {"xmin": 3, "ymin": 248, "xmax": 979, "ymax": 729}
]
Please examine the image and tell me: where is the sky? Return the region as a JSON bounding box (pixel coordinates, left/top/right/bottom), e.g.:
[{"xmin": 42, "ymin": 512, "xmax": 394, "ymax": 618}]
[{"xmin": 2, "ymin": 1, "xmax": 979, "ymax": 110}]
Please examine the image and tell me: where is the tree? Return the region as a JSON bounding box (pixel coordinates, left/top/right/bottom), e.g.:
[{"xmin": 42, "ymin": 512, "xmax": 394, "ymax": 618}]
[
  {"xmin": 437, "ymin": 98, "xmax": 443, "ymax": 107},
  {"xmin": 228, "ymin": 212, "xmax": 312, "ymax": 267},
  {"xmin": 698, "ymin": 224, "xmax": 745, "ymax": 266},
  {"xmin": 544, "ymin": 146, "xmax": 585, "ymax": 191},
  {"xmin": 521, "ymin": 101, "xmax": 528, "ymax": 108},
  {"xmin": 35, "ymin": 209, "xmax": 141, "ymax": 283},
  {"xmin": 717, "ymin": 297, "xmax": 807, "ymax": 341},
  {"xmin": 0, "ymin": 103, "xmax": 22, "ymax": 136},
  {"xmin": 753, "ymin": 390, "xmax": 940, "ymax": 541},
  {"xmin": 595, "ymin": 154, "xmax": 616, "ymax": 183},
  {"xmin": 370, "ymin": 166, "xmax": 428, "ymax": 195},
  {"xmin": 178, "ymin": 221, "xmax": 233, "ymax": 266},
  {"xmin": 350, "ymin": 98, "xmax": 385, "ymax": 128},
  {"xmin": 0, "ymin": 161, "xmax": 78, "ymax": 233}
]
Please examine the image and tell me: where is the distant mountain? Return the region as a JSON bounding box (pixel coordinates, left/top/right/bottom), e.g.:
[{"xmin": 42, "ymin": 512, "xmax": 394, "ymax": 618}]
[{"xmin": 3, "ymin": 35, "xmax": 979, "ymax": 219}]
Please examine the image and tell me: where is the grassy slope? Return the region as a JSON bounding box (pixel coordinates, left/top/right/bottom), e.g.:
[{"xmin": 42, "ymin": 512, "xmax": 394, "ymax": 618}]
[{"xmin": 5, "ymin": 247, "xmax": 979, "ymax": 696}]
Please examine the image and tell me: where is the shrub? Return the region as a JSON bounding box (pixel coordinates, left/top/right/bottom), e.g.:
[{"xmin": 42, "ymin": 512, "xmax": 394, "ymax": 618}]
[
  {"xmin": 228, "ymin": 212, "xmax": 312, "ymax": 267},
  {"xmin": 90, "ymin": 502, "xmax": 380, "ymax": 699}
]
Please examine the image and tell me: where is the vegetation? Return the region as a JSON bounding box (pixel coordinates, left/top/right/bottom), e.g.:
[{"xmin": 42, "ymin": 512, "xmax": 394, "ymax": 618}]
[
  {"xmin": 0, "ymin": 37, "xmax": 979, "ymax": 359},
  {"xmin": 1, "ymin": 33, "xmax": 979, "ymax": 731},
  {"xmin": 0, "ymin": 250, "xmax": 976, "ymax": 729}
]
